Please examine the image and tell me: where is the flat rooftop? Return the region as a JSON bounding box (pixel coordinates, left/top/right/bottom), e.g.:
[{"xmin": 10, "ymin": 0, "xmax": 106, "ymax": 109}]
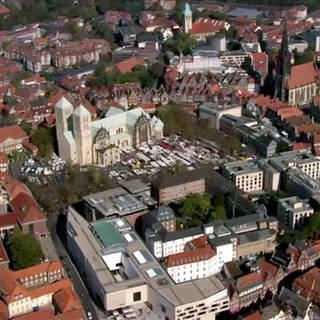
[
  {"xmin": 269, "ymin": 150, "xmax": 320, "ymax": 172},
  {"xmin": 91, "ymin": 220, "xmax": 124, "ymax": 247},
  {"xmin": 119, "ymin": 179, "xmax": 150, "ymax": 194},
  {"xmin": 67, "ymin": 207, "xmax": 228, "ymax": 307},
  {"xmin": 223, "ymin": 160, "xmax": 263, "ymax": 175},
  {"xmin": 84, "ymin": 187, "xmax": 148, "ymax": 217}
]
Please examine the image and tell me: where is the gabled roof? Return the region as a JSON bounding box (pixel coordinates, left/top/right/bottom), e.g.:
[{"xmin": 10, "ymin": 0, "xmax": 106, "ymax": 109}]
[
  {"xmin": 0, "ymin": 125, "xmax": 27, "ymax": 144},
  {"xmin": 287, "ymin": 62, "xmax": 318, "ymax": 89},
  {"xmin": 53, "ymin": 287, "xmax": 82, "ymax": 313},
  {"xmin": 14, "ymin": 261, "xmax": 63, "ymax": 282},
  {"xmin": 11, "ymin": 192, "xmax": 46, "ymax": 224},
  {"xmin": 258, "ymin": 258, "xmax": 278, "ymax": 277},
  {"xmin": 164, "ymin": 247, "xmax": 216, "ymax": 267},
  {"xmin": 190, "ymin": 17, "xmax": 226, "ymax": 35},
  {"xmin": 236, "ymin": 271, "xmax": 264, "ymax": 291}
]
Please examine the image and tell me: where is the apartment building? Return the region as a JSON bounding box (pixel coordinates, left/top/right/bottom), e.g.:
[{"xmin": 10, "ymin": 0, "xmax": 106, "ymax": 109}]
[
  {"xmin": 164, "ymin": 246, "xmax": 217, "ymax": 283},
  {"xmin": 277, "ymin": 196, "xmax": 314, "ymax": 230},
  {"xmin": 66, "ymin": 207, "xmax": 230, "ymax": 320},
  {"xmin": 0, "ymin": 261, "xmax": 75, "ymax": 318},
  {"xmin": 0, "ymin": 154, "xmax": 8, "ymax": 173},
  {"xmin": 219, "ymin": 51, "xmax": 251, "ymax": 67},
  {"xmin": 269, "ymin": 150, "xmax": 320, "ymax": 180},
  {"xmin": 151, "ymin": 167, "xmax": 233, "ymax": 204},
  {"xmin": 222, "ymin": 160, "xmax": 264, "ymax": 193},
  {"xmin": 13, "ymin": 261, "xmax": 64, "ymax": 288},
  {"xmin": 145, "ymin": 213, "xmax": 277, "ymax": 261},
  {"xmin": 0, "ymin": 125, "xmax": 28, "ymax": 155},
  {"xmin": 51, "ymin": 39, "xmax": 111, "ymax": 68}
]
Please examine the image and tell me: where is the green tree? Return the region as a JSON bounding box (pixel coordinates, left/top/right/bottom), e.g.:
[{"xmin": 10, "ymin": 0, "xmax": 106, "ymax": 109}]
[
  {"xmin": 211, "ymin": 193, "xmax": 226, "ymax": 220},
  {"xmin": 164, "ymin": 32, "xmax": 197, "ymax": 55},
  {"xmin": 179, "ymin": 193, "xmax": 211, "ymax": 225},
  {"xmin": 6, "ymin": 228, "xmax": 43, "ymax": 270},
  {"xmin": 31, "ymin": 127, "xmax": 54, "ymax": 159},
  {"xmin": 277, "ymin": 141, "xmax": 291, "ymax": 153},
  {"xmin": 294, "ymin": 50, "xmax": 315, "ymax": 65},
  {"xmin": 149, "ymin": 62, "xmax": 166, "ymax": 79}
]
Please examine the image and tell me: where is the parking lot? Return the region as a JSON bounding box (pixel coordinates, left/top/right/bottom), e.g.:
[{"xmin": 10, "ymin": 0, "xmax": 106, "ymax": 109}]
[
  {"xmin": 107, "ymin": 135, "xmax": 224, "ymax": 182},
  {"xmin": 18, "ymin": 135, "xmax": 229, "ymax": 188},
  {"xmin": 19, "ymin": 153, "xmax": 67, "ymax": 185}
]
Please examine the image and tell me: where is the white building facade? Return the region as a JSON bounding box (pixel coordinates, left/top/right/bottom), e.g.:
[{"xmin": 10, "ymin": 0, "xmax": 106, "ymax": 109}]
[{"xmin": 55, "ymin": 97, "xmax": 164, "ymax": 166}]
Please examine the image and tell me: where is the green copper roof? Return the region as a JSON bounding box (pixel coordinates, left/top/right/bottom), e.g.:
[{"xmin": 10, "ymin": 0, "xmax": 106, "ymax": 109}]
[
  {"xmin": 92, "ymin": 220, "xmax": 123, "ymax": 247},
  {"xmin": 183, "ymin": 2, "xmax": 192, "ymax": 16}
]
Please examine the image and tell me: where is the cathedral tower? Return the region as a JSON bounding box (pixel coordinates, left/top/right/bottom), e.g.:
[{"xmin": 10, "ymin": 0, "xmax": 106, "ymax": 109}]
[
  {"xmin": 183, "ymin": 3, "xmax": 192, "ymax": 34},
  {"xmin": 73, "ymin": 104, "xmax": 92, "ymax": 165},
  {"xmin": 55, "ymin": 96, "xmax": 74, "ymax": 160}
]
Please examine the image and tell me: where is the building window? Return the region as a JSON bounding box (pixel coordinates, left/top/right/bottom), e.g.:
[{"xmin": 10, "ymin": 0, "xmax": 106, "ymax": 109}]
[
  {"xmin": 161, "ymin": 304, "xmax": 167, "ymax": 313},
  {"xmin": 133, "ymin": 292, "xmax": 141, "ymax": 302},
  {"xmin": 28, "ymin": 224, "xmax": 34, "ymax": 234}
]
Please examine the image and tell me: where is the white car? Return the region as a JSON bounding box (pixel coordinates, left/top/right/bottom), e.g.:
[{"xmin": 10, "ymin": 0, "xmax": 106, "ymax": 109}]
[{"xmin": 87, "ymin": 311, "xmax": 93, "ymax": 320}]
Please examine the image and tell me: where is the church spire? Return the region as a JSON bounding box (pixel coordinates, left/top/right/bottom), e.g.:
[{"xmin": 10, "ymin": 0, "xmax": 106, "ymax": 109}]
[{"xmin": 277, "ymin": 18, "xmax": 291, "ymax": 101}]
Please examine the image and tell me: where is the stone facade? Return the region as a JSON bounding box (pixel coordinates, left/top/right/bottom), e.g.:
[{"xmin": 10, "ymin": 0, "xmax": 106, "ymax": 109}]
[{"xmin": 55, "ymin": 96, "xmax": 164, "ymax": 166}]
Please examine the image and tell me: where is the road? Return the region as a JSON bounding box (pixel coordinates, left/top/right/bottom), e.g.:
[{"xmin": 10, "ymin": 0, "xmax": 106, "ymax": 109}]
[{"xmin": 43, "ymin": 214, "xmax": 107, "ymax": 320}]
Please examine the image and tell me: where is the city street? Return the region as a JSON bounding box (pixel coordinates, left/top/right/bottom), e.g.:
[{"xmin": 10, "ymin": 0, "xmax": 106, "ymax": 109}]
[{"xmin": 42, "ymin": 215, "xmax": 107, "ymax": 320}]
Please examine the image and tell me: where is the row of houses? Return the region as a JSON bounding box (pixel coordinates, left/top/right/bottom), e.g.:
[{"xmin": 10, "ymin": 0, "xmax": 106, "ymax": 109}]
[{"xmin": 3, "ymin": 38, "xmax": 111, "ymax": 72}]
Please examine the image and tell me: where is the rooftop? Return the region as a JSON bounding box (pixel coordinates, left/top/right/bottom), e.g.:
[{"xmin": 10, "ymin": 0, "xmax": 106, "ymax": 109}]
[
  {"xmin": 223, "ymin": 160, "xmax": 263, "ymax": 176},
  {"xmin": 91, "ymin": 220, "xmax": 124, "ymax": 247},
  {"xmin": 67, "ymin": 207, "xmax": 228, "ymax": 307},
  {"xmin": 84, "ymin": 187, "xmax": 148, "ymax": 217}
]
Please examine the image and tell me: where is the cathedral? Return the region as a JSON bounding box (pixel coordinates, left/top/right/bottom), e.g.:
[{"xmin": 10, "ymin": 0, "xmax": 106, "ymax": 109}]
[{"xmin": 55, "ymin": 97, "xmax": 164, "ymax": 166}]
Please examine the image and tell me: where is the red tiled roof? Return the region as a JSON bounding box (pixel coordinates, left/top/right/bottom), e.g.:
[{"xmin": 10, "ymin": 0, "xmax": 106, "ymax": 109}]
[
  {"xmin": 4, "ymin": 178, "xmax": 28, "ymax": 199},
  {"xmin": 0, "ymin": 212, "xmax": 18, "ymax": 228},
  {"xmin": 293, "ymin": 267, "xmax": 320, "ymax": 300},
  {"xmin": 53, "ymin": 287, "xmax": 82, "ymax": 313},
  {"xmin": 293, "ymin": 142, "xmax": 312, "ymax": 150},
  {"xmin": 11, "ymin": 192, "xmax": 46, "ymax": 224},
  {"xmin": 0, "ymin": 239, "xmax": 9, "ymax": 265},
  {"xmin": 164, "ymin": 247, "xmax": 216, "ymax": 267},
  {"xmin": 140, "ymin": 102, "xmax": 156, "ymax": 110},
  {"xmin": 251, "ymin": 52, "xmax": 268, "ymax": 73},
  {"xmin": 297, "ymin": 123, "xmax": 320, "ymax": 134},
  {"xmin": 115, "ymin": 57, "xmax": 144, "ymax": 74},
  {"xmin": 277, "ymin": 107, "xmax": 303, "ymax": 120},
  {"xmin": 258, "ymin": 259, "xmax": 278, "ymax": 277},
  {"xmin": 29, "ymin": 278, "xmax": 73, "ymax": 299},
  {"xmin": 13, "ymin": 261, "xmax": 63, "ymax": 282},
  {"xmin": 242, "ymin": 311, "xmax": 263, "ymax": 320},
  {"xmin": 236, "ymin": 271, "xmax": 264, "ymax": 291},
  {"xmin": 0, "ymin": 301, "xmax": 8, "ymax": 320},
  {"xmin": 185, "ymin": 235, "xmax": 210, "ymax": 250},
  {"xmin": 0, "ymin": 269, "xmax": 27, "ymax": 303},
  {"xmin": 12, "ymin": 309, "xmax": 56, "ymax": 320},
  {"xmin": 0, "ymin": 125, "xmax": 27, "ymax": 144},
  {"xmin": 287, "ymin": 62, "xmax": 318, "ymax": 90},
  {"xmin": 190, "ymin": 17, "xmax": 226, "ymax": 35},
  {"xmin": 0, "ymin": 7, "xmax": 9, "ymax": 15},
  {"xmin": 0, "ymin": 153, "xmax": 8, "ymax": 164}
]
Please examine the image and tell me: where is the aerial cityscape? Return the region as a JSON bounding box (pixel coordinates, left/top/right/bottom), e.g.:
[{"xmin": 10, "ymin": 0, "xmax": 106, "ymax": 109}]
[{"xmin": 1, "ymin": 0, "xmax": 320, "ymax": 319}]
